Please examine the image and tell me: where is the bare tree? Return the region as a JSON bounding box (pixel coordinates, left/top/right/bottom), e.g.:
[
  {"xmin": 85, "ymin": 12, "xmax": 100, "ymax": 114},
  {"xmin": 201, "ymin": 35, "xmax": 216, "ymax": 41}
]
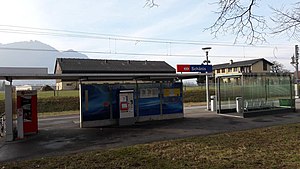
[
  {"xmin": 271, "ymin": 3, "xmax": 300, "ymax": 41},
  {"xmin": 144, "ymin": 0, "xmax": 300, "ymax": 44},
  {"xmin": 206, "ymin": 0, "xmax": 268, "ymax": 44},
  {"xmin": 208, "ymin": 0, "xmax": 300, "ymax": 44},
  {"xmin": 271, "ymin": 61, "xmax": 290, "ymax": 73}
]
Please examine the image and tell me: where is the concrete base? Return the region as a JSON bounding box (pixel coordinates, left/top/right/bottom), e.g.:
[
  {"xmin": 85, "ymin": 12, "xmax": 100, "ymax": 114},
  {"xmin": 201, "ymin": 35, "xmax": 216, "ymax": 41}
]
[
  {"xmin": 119, "ymin": 117, "xmax": 136, "ymax": 126},
  {"xmin": 218, "ymin": 108, "xmax": 295, "ymax": 118},
  {"xmin": 81, "ymin": 119, "xmax": 117, "ymax": 128},
  {"xmin": 138, "ymin": 113, "xmax": 184, "ymax": 122},
  {"xmin": 80, "ymin": 113, "xmax": 184, "ymax": 128},
  {"xmin": 243, "ymin": 108, "xmax": 295, "ymax": 118}
]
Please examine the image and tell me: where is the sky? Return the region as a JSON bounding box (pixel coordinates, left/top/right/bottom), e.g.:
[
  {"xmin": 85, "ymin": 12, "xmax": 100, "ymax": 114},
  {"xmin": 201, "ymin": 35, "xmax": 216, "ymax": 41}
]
[{"xmin": 0, "ymin": 0, "xmax": 299, "ymax": 71}]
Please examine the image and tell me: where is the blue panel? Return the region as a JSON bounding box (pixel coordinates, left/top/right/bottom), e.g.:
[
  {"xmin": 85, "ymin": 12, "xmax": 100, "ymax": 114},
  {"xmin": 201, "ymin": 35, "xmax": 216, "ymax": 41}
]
[
  {"xmin": 190, "ymin": 65, "xmax": 212, "ymax": 73},
  {"xmin": 162, "ymin": 96, "xmax": 183, "ymax": 114},
  {"xmin": 81, "ymin": 84, "xmax": 111, "ymax": 121},
  {"xmin": 138, "ymin": 98, "xmax": 161, "ymax": 116},
  {"xmin": 162, "ymin": 82, "xmax": 183, "ymax": 114},
  {"xmin": 111, "ymin": 88, "xmax": 119, "ymax": 119}
]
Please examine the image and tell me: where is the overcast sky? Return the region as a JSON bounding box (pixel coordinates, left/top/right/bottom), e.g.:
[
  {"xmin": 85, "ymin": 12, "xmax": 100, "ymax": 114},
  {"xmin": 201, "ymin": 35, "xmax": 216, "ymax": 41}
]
[{"xmin": 0, "ymin": 0, "xmax": 298, "ymax": 70}]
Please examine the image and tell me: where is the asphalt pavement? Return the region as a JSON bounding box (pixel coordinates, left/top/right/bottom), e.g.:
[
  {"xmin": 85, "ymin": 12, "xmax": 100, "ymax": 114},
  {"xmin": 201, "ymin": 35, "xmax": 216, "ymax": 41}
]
[{"xmin": 1, "ymin": 104, "xmax": 300, "ymax": 162}]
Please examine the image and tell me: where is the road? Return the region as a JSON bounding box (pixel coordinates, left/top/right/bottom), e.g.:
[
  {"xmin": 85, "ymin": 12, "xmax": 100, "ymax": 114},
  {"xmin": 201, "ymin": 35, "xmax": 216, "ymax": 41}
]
[{"xmin": 38, "ymin": 105, "xmax": 208, "ymax": 129}]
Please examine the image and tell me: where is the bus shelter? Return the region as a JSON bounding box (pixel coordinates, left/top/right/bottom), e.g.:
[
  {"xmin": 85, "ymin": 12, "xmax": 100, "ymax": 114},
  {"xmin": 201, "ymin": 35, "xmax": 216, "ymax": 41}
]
[{"xmin": 215, "ymin": 73, "xmax": 295, "ymax": 117}]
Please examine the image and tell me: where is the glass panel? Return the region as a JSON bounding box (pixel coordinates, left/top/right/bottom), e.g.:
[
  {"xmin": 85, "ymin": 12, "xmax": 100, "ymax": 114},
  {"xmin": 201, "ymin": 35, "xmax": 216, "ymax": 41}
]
[
  {"xmin": 217, "ymin": 73, "xmax": 293, "ymax": 114},
  {"xmin": 218, "ymin": 76, "xmax": 242, "ymax": 112}
]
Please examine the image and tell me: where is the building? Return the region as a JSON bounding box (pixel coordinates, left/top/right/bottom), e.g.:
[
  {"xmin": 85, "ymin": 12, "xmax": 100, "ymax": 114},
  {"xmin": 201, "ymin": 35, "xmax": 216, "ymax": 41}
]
[
  {"xmin": 213, "ymin": 58, "xmax": 273, "ymax": 75},
  {"xmin": 54, "ymin": 58, "xmax": 176, "ymax": 90},
  {"xmin": 15, "ymin": 85, "xmax": 32, "ymax": 91},
  {"xmin": 213, "ymin": 58, "xmax": 273, "ymax": 83}
]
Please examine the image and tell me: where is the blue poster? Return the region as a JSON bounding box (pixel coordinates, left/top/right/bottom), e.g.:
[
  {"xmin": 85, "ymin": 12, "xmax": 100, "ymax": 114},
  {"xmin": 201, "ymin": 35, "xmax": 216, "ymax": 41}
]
[
  {"xmin": 138, "ymin": 84, "xmax": 160, "ymax": 116},
  {"xmin": 138, "ymin": 98, "xmax": 161, "ymax": 116},
  {"xmin": 81, "ymin": 84, "xmax": 111, "ymax": 121},
  {"xmin": 162, "ymin": 83, "xmax": 183, "ymax": 114}
]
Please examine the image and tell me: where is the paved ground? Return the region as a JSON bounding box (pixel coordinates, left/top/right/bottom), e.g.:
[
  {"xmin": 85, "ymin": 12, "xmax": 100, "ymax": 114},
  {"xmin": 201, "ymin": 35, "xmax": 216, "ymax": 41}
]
[{"xmin": 1, "ymin": 105, "xmax": 300, "ymax": 162}]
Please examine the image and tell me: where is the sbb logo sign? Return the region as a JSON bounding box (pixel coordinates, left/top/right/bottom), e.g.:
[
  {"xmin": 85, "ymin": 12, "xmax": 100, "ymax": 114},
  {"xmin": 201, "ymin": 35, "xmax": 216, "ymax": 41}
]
[{"xmin": 177, "ymin": 65, "xmax": 190, "ymax": 72}]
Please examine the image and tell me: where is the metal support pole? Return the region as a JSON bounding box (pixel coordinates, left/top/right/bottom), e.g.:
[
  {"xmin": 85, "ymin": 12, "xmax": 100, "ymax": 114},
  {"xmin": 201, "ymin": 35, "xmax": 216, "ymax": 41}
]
[
  {"xmin": 292, "ymin": 45, "xmax": 299, "ymax": 98},
  {"xmin": 205, "ymin": 50, "xmax": 210, "ymax": 110},
  {"xmin": 202, "ymin": 47, "xmax": 211, "ymax": 110},
  {"xmin": 5, "ymin": 84, "xmax": 13, "ymax": 141},
  {"xmin": 296, "ymin": 46, "xmax": 299, "ymax": 98},
  {"xmin": 206, "ymin": 74, "xmax": 210, "ymax": 110}
]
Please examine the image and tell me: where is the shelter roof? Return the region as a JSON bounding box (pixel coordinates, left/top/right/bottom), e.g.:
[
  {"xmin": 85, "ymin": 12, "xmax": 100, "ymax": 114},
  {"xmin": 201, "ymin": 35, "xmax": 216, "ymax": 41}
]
[{"xmin": 55, "ymin": 58, "xmax": 176, "ymax": 74}]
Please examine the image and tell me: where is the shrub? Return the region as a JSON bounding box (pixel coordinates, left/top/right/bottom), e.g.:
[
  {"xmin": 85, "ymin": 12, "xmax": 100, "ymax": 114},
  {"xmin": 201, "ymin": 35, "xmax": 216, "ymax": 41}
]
[
  {"xmin": 0, "ymin": 89, "xmax": 211, "ymax": 113},
  {"xmin": 183, "ymin": 90, "xmax": 215, "ymax": 102}
]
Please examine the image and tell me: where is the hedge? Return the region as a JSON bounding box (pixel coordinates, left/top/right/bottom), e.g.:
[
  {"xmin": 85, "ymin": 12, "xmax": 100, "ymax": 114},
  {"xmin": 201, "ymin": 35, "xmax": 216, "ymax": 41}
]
[
  {"xmin": 0, "ymin": 90, "xmax": 212, "ymax": 113},
  {"xmin": 0, "ymin": 97, "xmax": 79, "ymax": 114},
  {"xmin": 183, "ymin": 89, "xmax": 215, "ymax": 102}
]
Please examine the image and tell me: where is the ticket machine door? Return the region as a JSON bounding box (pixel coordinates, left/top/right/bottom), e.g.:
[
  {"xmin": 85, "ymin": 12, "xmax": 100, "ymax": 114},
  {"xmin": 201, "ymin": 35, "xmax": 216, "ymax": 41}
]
[
  {"xmin": 17, "ymin": 90, "xmax": 38, "ymax": 136},
  {"xmin": 119, "ymin": 90, "xmax": 135, "ymax": 125}
]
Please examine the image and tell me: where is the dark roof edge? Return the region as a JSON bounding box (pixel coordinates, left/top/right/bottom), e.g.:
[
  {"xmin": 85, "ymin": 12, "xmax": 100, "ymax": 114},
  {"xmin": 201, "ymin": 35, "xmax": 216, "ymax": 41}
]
[{"xmin": 213, "ymin": 58, "xmax": 273, "ymax": 69}]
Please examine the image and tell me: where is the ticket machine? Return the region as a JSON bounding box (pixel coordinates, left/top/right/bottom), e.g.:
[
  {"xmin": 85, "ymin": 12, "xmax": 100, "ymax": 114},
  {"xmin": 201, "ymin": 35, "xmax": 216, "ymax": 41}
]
[
  {"xmin": 17, "ymin": 90, "xmax": 38, "ymax": 137},
  {"xmin": 119, "ymin": 90, "xmax": 135, "ymax": 126}
]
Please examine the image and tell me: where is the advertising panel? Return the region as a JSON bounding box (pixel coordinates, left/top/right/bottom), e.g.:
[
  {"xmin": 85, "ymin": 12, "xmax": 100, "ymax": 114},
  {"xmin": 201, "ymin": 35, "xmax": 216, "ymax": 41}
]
[
  {"xmin": 81, "ymin": 85, "xmax": 111, "ymax": 121},
  {"xmin": 138, "ymin": 85, "xmax": 160, "ymax": 116},
  {"xmin": 162, "ymin": 83, "xmax": 183, "ymax": 114}
]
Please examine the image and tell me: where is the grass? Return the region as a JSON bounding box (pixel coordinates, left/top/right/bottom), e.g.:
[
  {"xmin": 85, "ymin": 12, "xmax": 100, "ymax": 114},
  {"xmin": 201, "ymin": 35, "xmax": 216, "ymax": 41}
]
[
  {"xmin": 2, "ymin": 123, "xmax": 300, "ymax": 168},
  {"xmin": 37, "ymin": 90, "xmax": 79, "ymax": 98},
  {"xmin": 38, "ymin": 110, "xmax": 79, "ymax": 118},
  {"xmin": 184, "ymin": 102, "xmax": 206, "ymax": 107}
]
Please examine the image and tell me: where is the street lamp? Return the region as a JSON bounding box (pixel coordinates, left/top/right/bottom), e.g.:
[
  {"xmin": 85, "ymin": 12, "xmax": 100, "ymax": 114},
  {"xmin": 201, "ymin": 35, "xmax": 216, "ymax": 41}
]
[
  {"xmin": 202, "ymin": 47, "xmax": 212, "ymax": 110},
  {"xmin": 202, "ymin": 47, "xmax": 211, "ymax": 65}
]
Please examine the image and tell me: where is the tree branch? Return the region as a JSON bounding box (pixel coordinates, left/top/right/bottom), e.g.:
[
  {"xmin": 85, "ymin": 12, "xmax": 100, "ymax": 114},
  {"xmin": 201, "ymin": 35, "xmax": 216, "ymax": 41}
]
[
  {"xmin": 144, "ymin": 0, "xmax": 159, "ymax": 8},
  {"xmin": 206, "ymin": 0, "xmax": 268, "ymax": 44},
  {"xmin": 271, "ymin": 3, "xmax": 300, "ymax": 41}
]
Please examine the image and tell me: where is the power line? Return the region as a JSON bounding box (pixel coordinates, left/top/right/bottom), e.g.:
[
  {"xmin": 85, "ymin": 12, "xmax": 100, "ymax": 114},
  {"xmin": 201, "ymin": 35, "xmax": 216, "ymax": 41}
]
[
  {"xmin": 0, "ymin": 46, "xmax": 290, "ymax": 60},
  {"xmin": 0, "ymin": 25, "xmax": 293, "ymax": 49}
]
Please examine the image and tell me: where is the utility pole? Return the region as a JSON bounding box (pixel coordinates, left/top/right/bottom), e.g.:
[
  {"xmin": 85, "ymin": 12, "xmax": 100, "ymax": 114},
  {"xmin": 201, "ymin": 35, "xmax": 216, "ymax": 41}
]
[
  {"xmin": 202, "ymin": 47, "xmax": 211, "ymax": 110},
  {"xmin": 291, "ymin": 45, "xmax": 299, "ymax": 98}
]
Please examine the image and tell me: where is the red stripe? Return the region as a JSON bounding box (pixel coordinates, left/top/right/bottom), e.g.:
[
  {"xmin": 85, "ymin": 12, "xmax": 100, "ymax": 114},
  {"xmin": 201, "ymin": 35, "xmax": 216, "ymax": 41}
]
[{"xmin": 177, "ymin": 65, "xmax": 190, "ymax": 72}]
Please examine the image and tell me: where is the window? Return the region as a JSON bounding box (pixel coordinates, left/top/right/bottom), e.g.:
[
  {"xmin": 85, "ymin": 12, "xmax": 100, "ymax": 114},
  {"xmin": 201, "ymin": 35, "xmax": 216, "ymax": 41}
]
[
  {"xmin": 240, "ymin": 67, "xmax": 244, "ymax": 72},
  {"xmin": 243, "ymin": 66, "xmax": 251, "ymax": 73},
  {"xmin": 217, "ymin": 69, "xmax": 220, "ymax": 73},
  {"xmin": 222, "ymin": 68, "xmax": 226, "ymax": 73},
  {"xmin": 233, "ymin": 67, "xmax": 238, "ymax": 72},
  {"xmin": 263, "ymin": 61, "xmax": 268, "ymax": 71},
  {"xmin": 228, "ymin": 68, "xmax": 232, "ymax": 72}
]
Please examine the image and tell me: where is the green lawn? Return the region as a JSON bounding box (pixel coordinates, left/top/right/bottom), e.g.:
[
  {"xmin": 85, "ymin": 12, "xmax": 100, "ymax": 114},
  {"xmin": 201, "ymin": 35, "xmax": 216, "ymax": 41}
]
[{"xmin": 2, "ymin": 123, "xmax": 300, "ymax": 169}]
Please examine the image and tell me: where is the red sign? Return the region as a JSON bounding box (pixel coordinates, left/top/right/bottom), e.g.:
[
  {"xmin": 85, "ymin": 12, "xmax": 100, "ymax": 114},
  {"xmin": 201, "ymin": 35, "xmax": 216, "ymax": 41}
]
[
  {"xmin": 177, "ymin": 65, "xmax": 190, "ymax": 72},
  {"xmin": 17, "ymin": 90, "xmax": 38, "ymax": 134}
]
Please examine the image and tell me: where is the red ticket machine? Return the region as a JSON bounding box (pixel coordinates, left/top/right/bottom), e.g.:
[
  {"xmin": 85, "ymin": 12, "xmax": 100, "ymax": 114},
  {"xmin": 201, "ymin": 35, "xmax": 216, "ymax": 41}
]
[{"xmin": 17, "ymin": 90, "xmax": 38, "ymax": 135}]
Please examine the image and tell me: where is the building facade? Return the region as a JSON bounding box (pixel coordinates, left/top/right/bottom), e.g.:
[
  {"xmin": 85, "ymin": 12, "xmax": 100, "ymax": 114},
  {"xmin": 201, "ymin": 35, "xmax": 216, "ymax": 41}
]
[{"xmin": 213, "ymin": 58, "xmax": 273, "ymax": 82}]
